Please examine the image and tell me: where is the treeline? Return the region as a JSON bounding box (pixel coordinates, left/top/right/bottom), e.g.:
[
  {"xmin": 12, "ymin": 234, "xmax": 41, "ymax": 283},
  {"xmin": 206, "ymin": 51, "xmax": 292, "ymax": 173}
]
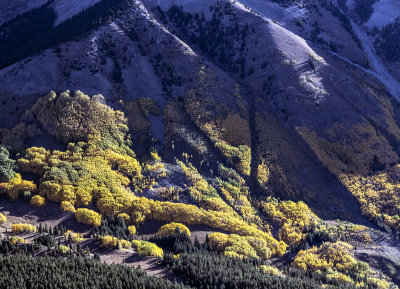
[
  {"xmin": 0, "ymin": 254, "xmax": 188, "ymax": 289},
  {"xmin": 321, "ymin": 1, "xmax": 352, "ymax": 35},
  {"xmin": 0, "ymin": 146, "xmax": 16, "ymax": 182},
  {"xmin": 0, "ymin": 1, "xmax": 55, "ymax": 65},
  {"xmin": 150, "ymin": 232, "xmax": 376, "ymax": 289},
  {"xmin": 0, "ymin": 0, "xmax": 133, "ymax": 69},
  {"xmin": 354, "ymin": 0, "xmax": 376, "ymax": 23},
  {"xmin": 149, "ymin": 230, "xmax": 207, "ymax": 254},
  {"xmin": 0, "ymin": 224, "xmax": 83, "ymax": 257},
  {"xmin": 378, "ymin": 20, "xmax": 400, "ymax": 62},
  {"xmin": 270, "ymin": 0, "xmax": 299, "ymax": 7},
  {"xmin": 320, "ymin": 1, "xmax": 361, "ymax": 49},
  {"xmin": 93, "ymin": 215, "xmax": 132, "ymax": 241},
  {"xmin": 163, "ymin": 252, "xmax": 360, "ymax": 289},
  {"xmin": 158, "ymin": 4, "xmax": 251, "ymax": 79},
  {"xmin": 157, "ymin": 232, "xmax": 359, "ymax": 289}
]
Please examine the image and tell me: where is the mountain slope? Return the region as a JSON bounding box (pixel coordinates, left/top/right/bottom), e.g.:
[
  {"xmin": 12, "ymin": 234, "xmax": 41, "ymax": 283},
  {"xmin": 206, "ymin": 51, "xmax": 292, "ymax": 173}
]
[{"xmin": 0, "ymin": 0, "xmax": 400, "ymax": 287}]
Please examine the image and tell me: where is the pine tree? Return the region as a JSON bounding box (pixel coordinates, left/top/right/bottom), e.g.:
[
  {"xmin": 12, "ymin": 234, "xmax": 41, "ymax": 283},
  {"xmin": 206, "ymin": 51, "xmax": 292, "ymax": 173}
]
[{"xmin": 0, "ymin": 146, "xmax": 16, "ymax": 182}]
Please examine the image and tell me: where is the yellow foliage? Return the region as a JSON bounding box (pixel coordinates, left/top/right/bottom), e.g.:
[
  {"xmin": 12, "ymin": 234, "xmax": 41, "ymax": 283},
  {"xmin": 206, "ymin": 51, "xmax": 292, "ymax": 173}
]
[
  {"xmin": 145, "ymin": 156, "xmax": 166, "ymax": 178},
  {"xmin": 184, "ymin": 92, "xmax": 252, "ymax": 176},
  {"xmin": 327, "ymin": 272, "xmax": 353, "ymax": 284},
  {"xmin": 17, "ymin": 147, "xmax": 49, "ymax": 174},
  {"xmin": 104, "ymin": 149, "xmax": 142, "ymax": 180},
  {"xmin": 10, "ymin": 236, "xmax": 26, "ymax": 245},
  {"xmin": 256, "ymin": 162, "xmax": 270, "ymax": 187},
  {"xmin": 293, "ymin": 242, "xmax": 369, "ymax": 277},
  {"xmin": 209, "ymin": 233, "xmax": 275, "ymax": 259},
  {"xmin": 13, "ymin": 91, "xmax": 145, "ymax": 220},
  {"xmin": 75, "ymin": 188, "xmax": 92, "ymax": 207},
  {"xmin": 157, "ymin": 222, "xmax": 191, "ymax": 237},
  {"xmin": 336, "ymin": 223, "xmax": 372, "ymax": 244},
  {"xmin": 366, "ymin": 277, "xmax": 390, "ymax": 289},
  {"xmin": 297, "ymin": 124, "xmax": 397, "ymax": 176},
  {"xmin": 101, "ymin": 235, "xmax": 131, "ymax": 249},
  {"xmin": 30, "ymin": 195, "xmax": 46, "ymax": 207},
  {"xmin": 57, "ymin": 245, "xmax": 71, "ymax": 254},
  {"xmin": 146, "ymin": 162, "xmax": 165, "ymax": 173},
  {"xmin": 4, "ymin": 174, "xmax": 37, "ymax": 201},
  {"xmin": 24, "ymin": 90, "xmax": 129, "ymax": 146},
  {"xmin": 221, "ymin": 113, "xmax": 251, "ymax": 147},
  {"xmin": 60, "ymin": 201, "xmax": 76, "ymax": 213},
  {"xmin": 217, "ymin": 175, "xmax": 261, "ymax": 226},
  {"xmin": 158, "ymin": 186, "xmax": 180, "ymax": 201},
  {"xmin": 295, "ymin": 125, "xmax": 400, "ymax": 231},
  {"xmin": 101, "ymin": 236, "xmax": 118, "ymax": 248},
  {"xmin": 260, "ymin": 265, "xmax": 280, "ymax": 275},
  {"xmin": 209, "ymin": 232, "xmax": 229, "ymax": 250},
  {"xmin": 215, "ymin": 141, "xmax": 251, "ymax": 176},
  {"xmin": 16, "ymin": 140, "xmax": 141, "ymax": 218},
  {"xmin": 75, "ymin": 208, "xmax": 102, "ymax": 227},
  {"xmin": 0, "ymin": 213, "xmax": 6, "ymax": 224},
  {"xmin": 262, "ymin": 197, "xmax": 318, "ymax": 246},
  {"xmin": 151, "ymin": 151, "xmax": 161, "ymax": 162},
  {"xmin": 28, "ymin": 143, "xmax": 138, "ymax": 216},
  {"xmin": 64, "ymin": 230, "xmax": 84, "ymax": 243},
  {"xmin": 340, "ymin": 172, "xmax": 400, "ymax": 231},
  {"xmin": 132, "ymin": 240, "xmax": 163, "ymax": 258},
  {"xmin": 130, "ymin": 197, "xmax": 287, "ymax": 257},
  {"xmin": 117, "ymin": 213, "xmax": 130, "ymax": 223},
  {"xmin": 11, "ymin": 223, "xmax": 37, "ymax": 233},
  {"xmin": 202, "ymin": 197, "xmax": 238, "ymax": 217},
  {"xmin": 177, "ymin": 160, "xmax": 218, "ymax": 201},
  {"xmin": 128, "ymin": 225, "xmax": 136, "ymax": 235}
]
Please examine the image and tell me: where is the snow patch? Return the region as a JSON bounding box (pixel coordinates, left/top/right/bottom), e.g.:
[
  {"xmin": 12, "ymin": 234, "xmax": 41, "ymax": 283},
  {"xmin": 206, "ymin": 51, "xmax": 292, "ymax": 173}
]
[
  {"xmin": 135, "ymin": 0, "xmax": 197, "ymax": 57},
  {"xmin": 53, "ymin": 0, "xmax": 101, "ymax": 26},
  {"xmin": 110, "ymin": 22, "xmax": 125, "ymax": 35},
  {"xmin": 88, "ymin": 30, "xmax": 101, "ymax": 64},
  {"xmin": 0, "ymin": 52, "xmax": 58, "ymax": 97},
  {"xmin": 346, "ymin": 0, "xmax": 355, "ymax": 10},
  {"xmin": 299, "ymin": 75, "xmax": 327, "ymax": 102},
  {"xmin": 238, "ymin": 0, "xmax": 307, "ymax": 26},
  {"xmin": 365, "ymin": 0, "xmax": 400, "ymax": 29},
  {"xmin": 351, "ymin": 20, "xmax": 400, "ymax": 100}
]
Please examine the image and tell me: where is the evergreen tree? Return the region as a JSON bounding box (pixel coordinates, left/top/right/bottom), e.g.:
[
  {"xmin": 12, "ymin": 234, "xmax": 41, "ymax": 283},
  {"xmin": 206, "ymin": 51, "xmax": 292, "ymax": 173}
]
[{"xmin": 0, "ymin": 146, "xmax": 16, "ymax": 182}]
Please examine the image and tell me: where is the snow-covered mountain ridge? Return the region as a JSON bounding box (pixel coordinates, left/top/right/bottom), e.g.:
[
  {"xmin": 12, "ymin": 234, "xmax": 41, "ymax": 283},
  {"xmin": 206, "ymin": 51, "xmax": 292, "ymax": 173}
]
[{"xmin": 1, "ymin": 0, "xmax": 400, "ymax": 286}]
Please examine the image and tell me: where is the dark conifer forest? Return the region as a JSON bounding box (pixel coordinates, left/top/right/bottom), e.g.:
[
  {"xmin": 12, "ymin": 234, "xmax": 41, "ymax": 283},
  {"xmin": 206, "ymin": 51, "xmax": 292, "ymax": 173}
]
[
  {"xmin": 0, "ymin": 0, "xmax": 131, "ymax": 69},
  {"xmin": 0, "ymin": 0, "xmax": 400, "ymax": 288}
]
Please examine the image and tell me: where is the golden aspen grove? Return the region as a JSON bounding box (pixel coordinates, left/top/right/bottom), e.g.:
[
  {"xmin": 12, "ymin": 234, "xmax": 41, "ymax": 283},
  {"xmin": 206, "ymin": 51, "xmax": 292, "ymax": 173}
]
[
  {"xmin": 0, "ymin": 89, "xmax": 395, "ymax": 288},
  {"xmin": 2, "ymin": 0, "xmax": 400, "ymax": 288}
]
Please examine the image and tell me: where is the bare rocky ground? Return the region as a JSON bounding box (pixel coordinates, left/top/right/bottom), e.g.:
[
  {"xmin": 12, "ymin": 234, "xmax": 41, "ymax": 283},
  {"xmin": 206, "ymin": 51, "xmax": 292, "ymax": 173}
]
[
  {"xmin": 2, "ymin": 195, "xmax": 399, "ymax": 283},
  {"xmin": 355, "ymin": 232, "xmax": 400, "ymax": 284},
  {"xmin": 100, "ymin": 250, "xmax": 174, "ymax": 279},
  {"xmin": 0, "ymin": 198, "xmax": 90, "ymax": 234},
  {"xmin": 0, "ymin": 197, "xmax": 221, "ymax": 281}
]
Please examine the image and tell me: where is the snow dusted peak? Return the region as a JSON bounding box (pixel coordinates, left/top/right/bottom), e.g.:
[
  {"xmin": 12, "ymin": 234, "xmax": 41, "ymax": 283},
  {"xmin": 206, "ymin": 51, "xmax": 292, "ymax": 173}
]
[{"xmin": 365, "ymin": 0, "xmax": 400, "ymax": 29}]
